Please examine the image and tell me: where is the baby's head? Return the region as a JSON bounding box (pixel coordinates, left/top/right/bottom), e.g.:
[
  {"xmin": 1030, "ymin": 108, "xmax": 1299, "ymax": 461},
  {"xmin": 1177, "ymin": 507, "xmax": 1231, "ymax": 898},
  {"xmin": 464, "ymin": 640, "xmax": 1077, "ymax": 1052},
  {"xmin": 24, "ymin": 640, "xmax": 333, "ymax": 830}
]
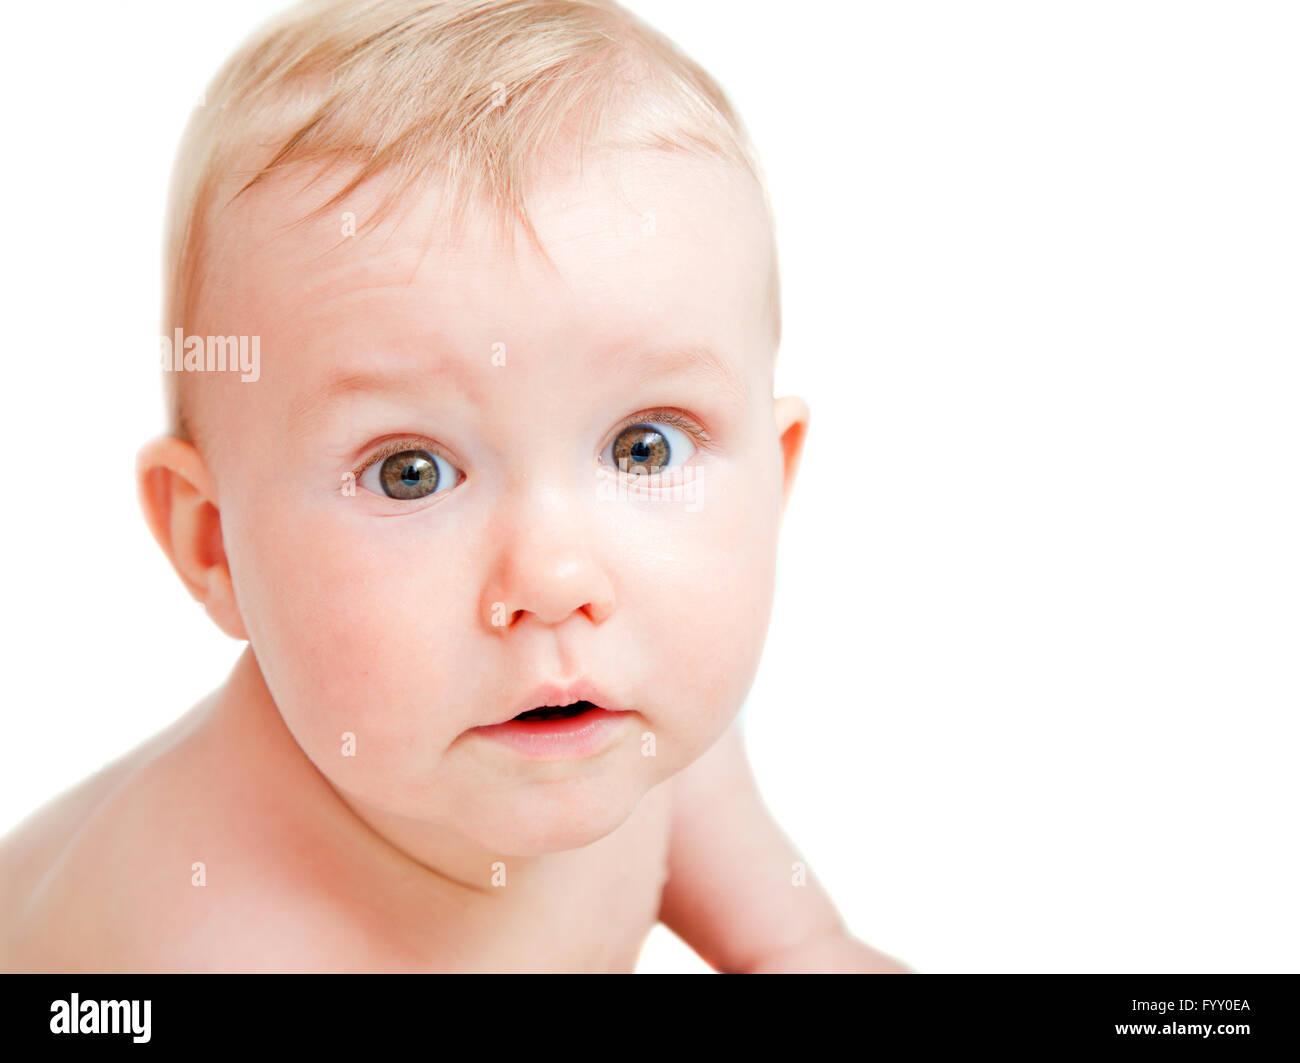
[{"xmin": 141, "ymin": 0, "xmax": 808, "ymax": 859}]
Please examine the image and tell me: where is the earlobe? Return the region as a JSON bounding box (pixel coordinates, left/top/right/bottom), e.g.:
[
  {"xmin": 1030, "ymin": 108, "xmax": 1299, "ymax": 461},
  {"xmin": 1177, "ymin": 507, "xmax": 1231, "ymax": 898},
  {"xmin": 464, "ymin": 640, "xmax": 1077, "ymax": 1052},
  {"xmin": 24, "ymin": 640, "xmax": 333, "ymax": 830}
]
[
  {"xmin": 772, "ymin": 395, "xmax": 811, "ymax": 519},
  {"xmin": 136, "ymin": 436, "xmax": 248, "ymax": 641}
]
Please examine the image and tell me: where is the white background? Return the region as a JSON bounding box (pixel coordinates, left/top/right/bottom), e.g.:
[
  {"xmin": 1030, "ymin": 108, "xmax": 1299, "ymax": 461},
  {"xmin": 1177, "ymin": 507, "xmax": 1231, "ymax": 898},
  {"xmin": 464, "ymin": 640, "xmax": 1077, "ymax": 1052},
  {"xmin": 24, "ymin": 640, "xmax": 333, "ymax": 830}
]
[{"xmin": 1, "ymin": 1, "xmax": 1296, "ymax": 973}]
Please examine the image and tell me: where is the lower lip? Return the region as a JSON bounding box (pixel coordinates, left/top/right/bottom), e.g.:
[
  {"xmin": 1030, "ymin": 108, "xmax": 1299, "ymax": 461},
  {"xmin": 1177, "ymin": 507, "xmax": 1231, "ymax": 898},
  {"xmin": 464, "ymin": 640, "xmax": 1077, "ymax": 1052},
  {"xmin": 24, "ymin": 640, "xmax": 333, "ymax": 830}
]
[{"xmin": 470, "ymin": 708, "xmax": 633, "ymax": 760}]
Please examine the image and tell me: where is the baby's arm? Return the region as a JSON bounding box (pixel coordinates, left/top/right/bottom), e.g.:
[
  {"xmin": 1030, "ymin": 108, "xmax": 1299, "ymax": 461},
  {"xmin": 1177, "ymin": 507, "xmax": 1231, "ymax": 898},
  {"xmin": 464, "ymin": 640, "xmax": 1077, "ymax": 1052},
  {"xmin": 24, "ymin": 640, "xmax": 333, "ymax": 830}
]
[{"xmin": 657, "ymin": 719, "xmax": 912, "ymax": 974}]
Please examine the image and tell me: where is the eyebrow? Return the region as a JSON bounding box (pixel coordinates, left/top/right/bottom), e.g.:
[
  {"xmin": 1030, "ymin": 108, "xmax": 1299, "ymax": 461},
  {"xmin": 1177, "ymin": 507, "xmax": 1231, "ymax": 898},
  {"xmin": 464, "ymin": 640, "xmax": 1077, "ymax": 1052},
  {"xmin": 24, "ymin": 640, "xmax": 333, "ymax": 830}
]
[
  {"xmin": 287, "ymin": 360, "xmax": 473, "ymax": 432},
  {"xmin": 623, "ymin": 343, "xmax": 750, "ymax": 409},
  {"xmin": 289, "ymin": 342, "xmax": 749, "ymax": 432}
]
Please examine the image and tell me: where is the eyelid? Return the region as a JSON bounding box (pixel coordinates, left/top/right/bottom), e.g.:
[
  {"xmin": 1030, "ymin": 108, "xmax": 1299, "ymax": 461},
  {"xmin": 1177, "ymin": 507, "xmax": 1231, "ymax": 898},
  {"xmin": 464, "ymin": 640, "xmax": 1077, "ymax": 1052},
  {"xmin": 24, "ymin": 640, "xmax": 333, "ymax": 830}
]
[
  {"xmin": 609, "ymin": 407, "xmax": 715, "ymax": 451},
  {"xmin": 347, "ymin": 409, "xmax": 715, "ymax": 481},
  {"xmin": 350, "ymin": 437, "xmax": 461, "ymax": 482}
]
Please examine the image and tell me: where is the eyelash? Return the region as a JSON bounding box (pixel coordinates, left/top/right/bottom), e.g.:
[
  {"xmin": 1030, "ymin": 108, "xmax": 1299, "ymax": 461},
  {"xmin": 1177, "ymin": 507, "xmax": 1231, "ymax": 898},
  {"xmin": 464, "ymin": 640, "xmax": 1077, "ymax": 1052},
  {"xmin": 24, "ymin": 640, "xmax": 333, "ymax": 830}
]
[
  {"xmin": 350, "ymin": 407, "xmax": 715, "ymax": 483},
  {"xmin": 350, "ymin": 437, "xmax": 459, "ymax": 485},
  {"xmin": 607, "ymin": 407, "xmax": 715, "ymax": 457}
]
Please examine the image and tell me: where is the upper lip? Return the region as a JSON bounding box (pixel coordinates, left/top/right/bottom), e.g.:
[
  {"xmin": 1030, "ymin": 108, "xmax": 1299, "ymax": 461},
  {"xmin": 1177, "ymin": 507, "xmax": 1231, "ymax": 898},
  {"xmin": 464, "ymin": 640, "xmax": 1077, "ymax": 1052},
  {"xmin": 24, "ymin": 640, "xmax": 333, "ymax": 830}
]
[{"xmin": 487, "ymin": 679, "xmax": 624, "ymax": 727}]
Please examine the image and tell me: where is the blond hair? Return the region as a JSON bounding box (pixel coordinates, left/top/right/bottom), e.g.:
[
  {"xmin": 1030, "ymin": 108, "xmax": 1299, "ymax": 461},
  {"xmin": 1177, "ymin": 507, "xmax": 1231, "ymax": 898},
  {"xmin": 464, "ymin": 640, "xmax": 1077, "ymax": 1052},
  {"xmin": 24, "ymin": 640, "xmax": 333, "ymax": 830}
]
[{"xmin": 162, "ymin": 0, "xmax": 779, "ymax": 440}]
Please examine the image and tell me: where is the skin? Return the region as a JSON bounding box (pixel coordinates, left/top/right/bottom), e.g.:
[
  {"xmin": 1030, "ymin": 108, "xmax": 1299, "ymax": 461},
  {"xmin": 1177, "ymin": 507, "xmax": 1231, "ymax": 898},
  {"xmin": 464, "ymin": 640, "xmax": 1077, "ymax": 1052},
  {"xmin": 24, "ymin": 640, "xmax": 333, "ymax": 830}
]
[{"xmin": 0, "ymin": 146, "xmax": 910, "ymax": 972}]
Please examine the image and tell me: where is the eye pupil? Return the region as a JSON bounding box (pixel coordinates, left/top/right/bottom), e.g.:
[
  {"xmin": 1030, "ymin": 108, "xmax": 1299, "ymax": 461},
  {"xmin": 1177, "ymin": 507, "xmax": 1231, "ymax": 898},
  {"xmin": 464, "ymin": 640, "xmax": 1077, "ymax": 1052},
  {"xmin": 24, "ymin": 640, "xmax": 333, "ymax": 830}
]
[
  {"xmin": 379, "ymin": 451, "xmax": 440, "ymax": 499},
  {"xmin": 613, "ymin": 425, "xmax": 670, "ymax": 473}
]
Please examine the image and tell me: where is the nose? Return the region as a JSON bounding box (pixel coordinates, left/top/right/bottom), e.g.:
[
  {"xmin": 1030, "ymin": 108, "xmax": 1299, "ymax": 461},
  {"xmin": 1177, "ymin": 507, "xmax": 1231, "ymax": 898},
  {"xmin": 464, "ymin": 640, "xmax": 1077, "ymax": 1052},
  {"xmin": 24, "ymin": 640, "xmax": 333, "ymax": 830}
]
[{"xmin": 482, "ymin": 485, "xmax": 616, "ymax": 631}]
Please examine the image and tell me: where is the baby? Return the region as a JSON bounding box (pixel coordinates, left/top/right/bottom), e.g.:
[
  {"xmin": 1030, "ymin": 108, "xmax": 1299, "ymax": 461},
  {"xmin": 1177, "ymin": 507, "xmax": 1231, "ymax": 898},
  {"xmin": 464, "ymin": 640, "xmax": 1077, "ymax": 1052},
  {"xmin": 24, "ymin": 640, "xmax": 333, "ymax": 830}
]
[{"xmin": 0, "ymin": 0, "xmax": 909, "ymax": 974}]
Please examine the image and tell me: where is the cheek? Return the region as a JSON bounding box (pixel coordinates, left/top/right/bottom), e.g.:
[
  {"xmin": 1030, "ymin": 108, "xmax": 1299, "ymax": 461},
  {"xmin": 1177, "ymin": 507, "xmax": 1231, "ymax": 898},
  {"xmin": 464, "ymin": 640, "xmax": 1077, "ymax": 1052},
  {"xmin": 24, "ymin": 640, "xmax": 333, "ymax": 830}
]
[
  {"xmin": 613, "ymin": 465, "xmax": 780, "ymax": 739},
  {"xmin": 224, "ymin": 498, "xmax": 474, "ymax": 792}
]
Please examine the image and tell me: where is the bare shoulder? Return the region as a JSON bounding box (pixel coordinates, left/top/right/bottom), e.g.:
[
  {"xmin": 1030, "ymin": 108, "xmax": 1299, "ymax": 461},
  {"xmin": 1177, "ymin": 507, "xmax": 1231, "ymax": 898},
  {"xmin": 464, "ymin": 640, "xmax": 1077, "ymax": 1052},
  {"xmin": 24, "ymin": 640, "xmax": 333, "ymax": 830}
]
[
  {"xmin": 0, "ymin": 699, "xmax": 212, "ymax": 943},
  {"xmin": 0, "ymin": 710, "xmax": 393, "ymax": 973}
]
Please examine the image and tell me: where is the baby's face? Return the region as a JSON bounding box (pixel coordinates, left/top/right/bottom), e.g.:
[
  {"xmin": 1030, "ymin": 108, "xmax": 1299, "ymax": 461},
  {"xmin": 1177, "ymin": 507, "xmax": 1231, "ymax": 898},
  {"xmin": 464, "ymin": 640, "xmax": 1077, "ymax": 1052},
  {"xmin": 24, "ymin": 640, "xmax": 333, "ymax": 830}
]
[{"xmin": 191, "ymin": 147, "xmax": 791, "ymax": 857}]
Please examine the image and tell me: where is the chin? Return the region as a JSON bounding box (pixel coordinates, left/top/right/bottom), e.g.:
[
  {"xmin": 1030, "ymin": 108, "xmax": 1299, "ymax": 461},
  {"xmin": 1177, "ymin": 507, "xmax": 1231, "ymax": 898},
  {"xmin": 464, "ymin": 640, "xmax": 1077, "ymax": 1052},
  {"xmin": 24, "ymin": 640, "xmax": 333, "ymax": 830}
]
[{"xmin": 473, "ymin": 775, "xmax": 643, "ymax": 856}]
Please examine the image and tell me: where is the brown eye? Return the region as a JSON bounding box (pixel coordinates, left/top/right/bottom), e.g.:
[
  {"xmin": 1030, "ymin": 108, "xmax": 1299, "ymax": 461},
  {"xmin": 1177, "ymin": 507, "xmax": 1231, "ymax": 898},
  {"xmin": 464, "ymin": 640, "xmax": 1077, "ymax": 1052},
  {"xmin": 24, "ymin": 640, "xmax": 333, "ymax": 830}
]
[
  {"xmin": 369, "ymin": 450, "xmax": 443, "ymax": 499},
  {"xmin": 607, "ymin": 420, "xmax": 694, "ymax": 475}
]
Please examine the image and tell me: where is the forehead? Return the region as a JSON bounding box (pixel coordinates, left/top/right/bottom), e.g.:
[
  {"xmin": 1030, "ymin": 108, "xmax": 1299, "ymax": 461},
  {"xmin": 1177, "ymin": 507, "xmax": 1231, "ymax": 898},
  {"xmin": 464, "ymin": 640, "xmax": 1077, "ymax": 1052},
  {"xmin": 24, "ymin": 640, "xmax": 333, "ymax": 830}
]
[{"xmin": 190, "ymin": 148, "xmax": 775, "ymax": 431}]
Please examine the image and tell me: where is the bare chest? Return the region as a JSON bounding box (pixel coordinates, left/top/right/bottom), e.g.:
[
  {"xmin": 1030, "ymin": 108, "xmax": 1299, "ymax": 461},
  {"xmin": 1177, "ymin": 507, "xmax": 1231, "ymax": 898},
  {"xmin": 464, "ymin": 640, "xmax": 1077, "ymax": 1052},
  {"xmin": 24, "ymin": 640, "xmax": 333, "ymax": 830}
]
[{"xmin": 4, "ymin": 757, "xmax": 679, "ymax": 974}]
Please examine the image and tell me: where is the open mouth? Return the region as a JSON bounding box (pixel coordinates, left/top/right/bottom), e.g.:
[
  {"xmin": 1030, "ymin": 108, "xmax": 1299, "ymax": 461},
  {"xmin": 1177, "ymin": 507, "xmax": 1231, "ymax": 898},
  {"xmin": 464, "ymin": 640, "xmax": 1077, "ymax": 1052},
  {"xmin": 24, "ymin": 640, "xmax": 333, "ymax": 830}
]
[
  {"xmin": 510, "ymin": 700, "xmax": 599, "ymax": 722},
  {"xmin": 473, "ymin": 697, "xmax": 627, "ymax": 758}
]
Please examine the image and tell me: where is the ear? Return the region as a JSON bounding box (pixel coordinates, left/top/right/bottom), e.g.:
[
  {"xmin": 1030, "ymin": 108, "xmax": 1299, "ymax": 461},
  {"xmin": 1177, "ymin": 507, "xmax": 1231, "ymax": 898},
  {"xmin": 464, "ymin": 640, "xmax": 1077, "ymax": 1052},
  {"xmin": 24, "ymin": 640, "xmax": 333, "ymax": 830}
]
[
  {"xmin": 772, "ymin": 395, "xmax": 810, "ymax": 521},
  {"xmin": 136, "ymin": 436, "xmax": 248, "ymax": 641}
]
